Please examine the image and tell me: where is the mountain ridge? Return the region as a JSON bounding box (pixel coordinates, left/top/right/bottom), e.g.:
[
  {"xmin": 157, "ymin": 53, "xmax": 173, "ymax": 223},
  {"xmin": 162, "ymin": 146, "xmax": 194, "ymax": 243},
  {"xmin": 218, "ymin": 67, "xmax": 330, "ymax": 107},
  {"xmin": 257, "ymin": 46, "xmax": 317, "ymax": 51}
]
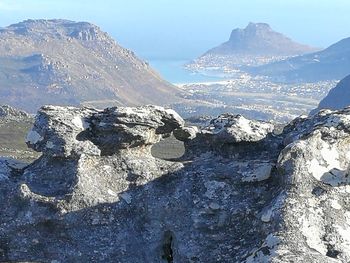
[
  {"xmin": 250, "ymin": 36, "xmax": 350, "ymax": 82},
  {"xmin": 311, "ymin": 74, "xmax": 350, "ymax": 114}
]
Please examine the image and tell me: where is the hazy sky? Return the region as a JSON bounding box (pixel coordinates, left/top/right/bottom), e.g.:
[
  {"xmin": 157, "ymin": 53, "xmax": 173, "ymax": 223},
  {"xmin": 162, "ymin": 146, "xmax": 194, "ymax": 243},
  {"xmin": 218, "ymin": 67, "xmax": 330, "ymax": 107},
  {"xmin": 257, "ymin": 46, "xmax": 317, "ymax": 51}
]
[{"xmin": 0, "ymin": 0, "xmax": 349, "ymax": 60}]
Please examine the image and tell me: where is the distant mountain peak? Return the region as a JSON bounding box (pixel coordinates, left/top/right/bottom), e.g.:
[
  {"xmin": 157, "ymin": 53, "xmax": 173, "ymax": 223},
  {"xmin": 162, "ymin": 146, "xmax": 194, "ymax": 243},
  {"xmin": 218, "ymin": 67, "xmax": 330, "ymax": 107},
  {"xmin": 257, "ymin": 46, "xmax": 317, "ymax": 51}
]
[
  {"xmin": 187, "ymin": 22, "xmax": 319, "ymax": 70},
  {"xmin": 203, "ymin": 22, "xmax": 318, "ymax": 57},
  {"xmin": 229, "ymin": 22, "xmax": 274, "ymax": 42}
]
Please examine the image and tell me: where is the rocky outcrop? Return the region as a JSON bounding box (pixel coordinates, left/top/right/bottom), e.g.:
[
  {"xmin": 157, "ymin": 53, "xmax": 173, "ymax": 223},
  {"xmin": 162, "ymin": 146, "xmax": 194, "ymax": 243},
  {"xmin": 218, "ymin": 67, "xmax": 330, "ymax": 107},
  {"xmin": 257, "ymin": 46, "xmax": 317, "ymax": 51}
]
[
  {"xmin": 175, "ymin": 113, "xmax": 276, "ymax": 158},
  {"xmin": 0, "ymin": 105, "xmax": 31, "ymax": 120},
  {"xmin": 1, "ymin": 105, "xmax": 350, "ymax": 262},
  {"xmin": 22, "ymin": 105, "xmax": 184, "ymax": 210},
  {"xmin": 254, "ymin": 108, "xmax": 350, "ymax": 262}
]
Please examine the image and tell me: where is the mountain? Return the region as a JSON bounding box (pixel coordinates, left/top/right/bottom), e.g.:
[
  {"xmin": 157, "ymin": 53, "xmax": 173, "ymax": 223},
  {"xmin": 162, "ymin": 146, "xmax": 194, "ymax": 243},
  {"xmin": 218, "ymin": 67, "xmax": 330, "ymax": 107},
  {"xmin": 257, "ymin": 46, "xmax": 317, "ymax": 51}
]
[
  {"xmin": 0, "ymin": 19, "xmax": 181, "ymax": 112},
  {"xmin": 312, "ymin": 74, "xmax": 350, "ymax": 113},
  {"xmin": 206, "ymin": 22, "xmax": 316, "ymax": 56},
  {"xmin": 251, "ymin": 37, "xmax": 350, "ymax": 82},
  {"xmin": 187, "ymin": 22, "xmax": 318, "ymax": 70}
]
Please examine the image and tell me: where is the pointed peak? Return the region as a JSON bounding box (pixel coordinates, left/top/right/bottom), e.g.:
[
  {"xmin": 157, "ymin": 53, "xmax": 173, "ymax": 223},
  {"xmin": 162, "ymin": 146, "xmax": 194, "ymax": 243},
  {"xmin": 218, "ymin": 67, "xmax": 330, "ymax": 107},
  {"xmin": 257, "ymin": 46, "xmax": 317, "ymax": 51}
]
[{"xmin": 229, "ymin": 22, "xmax": 273, "ymax": 40}]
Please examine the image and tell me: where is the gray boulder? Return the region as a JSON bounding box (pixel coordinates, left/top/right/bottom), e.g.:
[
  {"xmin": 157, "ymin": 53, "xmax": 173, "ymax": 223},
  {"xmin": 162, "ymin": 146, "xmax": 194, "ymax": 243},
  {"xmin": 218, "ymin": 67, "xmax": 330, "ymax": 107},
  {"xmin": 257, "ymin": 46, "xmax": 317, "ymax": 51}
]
[
  {"xmin": 202, "ymin": 113, "xmax": 274, "ymax": 143},
  {"xmin": 176, "ymin": 113, "xmax": 275, "ymax": 158},
  {"xmin": 26, "ymin": 105, "xmax": 184, "ymax": 157},
  {"xmin": 266, "ymin": 107, "xmax": 350, "ymax": 262}
]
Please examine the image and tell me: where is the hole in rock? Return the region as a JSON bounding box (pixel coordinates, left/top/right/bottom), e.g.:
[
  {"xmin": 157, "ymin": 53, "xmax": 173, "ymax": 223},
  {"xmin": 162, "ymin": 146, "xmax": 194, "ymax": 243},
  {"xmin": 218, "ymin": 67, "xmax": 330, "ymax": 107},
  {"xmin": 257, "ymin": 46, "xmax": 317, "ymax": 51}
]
[
  {"xmin": 152, "ymin": 135, "xmax": 184, "ymax": 160},
  {"xmin": 162, "ymin": 231, "xmax": 174, "ymax": 263},
  {"xmin": 326, "ymin": 244, "xmax": 341, "ymax": 258}
]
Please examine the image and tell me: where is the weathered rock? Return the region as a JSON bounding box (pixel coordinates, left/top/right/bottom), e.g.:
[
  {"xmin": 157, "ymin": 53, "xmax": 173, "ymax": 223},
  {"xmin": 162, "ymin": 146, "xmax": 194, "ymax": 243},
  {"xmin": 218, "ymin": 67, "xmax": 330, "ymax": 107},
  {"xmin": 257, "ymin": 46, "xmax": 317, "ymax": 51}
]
[
  {"xmin": 179, "ymin": 113, "xmax": 276, "ymax": 158},
  {"xmin": 0, "ymin": 105, "xmax": 31, "ymax": 120},
  {"xmin": 88, "ymin": 106, "xmax": 184, "ymax": 154},
  {"xmin": 202, "ymin": 114, "xmax": 274, "ymax": 143},
  {"xmin": 26, "ymin": 105, "xmax": 100, "ymax": 157},
  {"xmin": 268, "ymin": 107, "xmax": 350, "ymax": 262},
  {"xmin": 173, "ymin": 126, "xmax": 198, "ymax": 141},
  {"xmin": 22, "ymin": 105, "xmax": 185, "ymax": 211},
  {"xmin": 1, "ymin": 105, "xmax": 350, "ymax": 262},
  {"xmin": 26, "ymin": 105, "xmax": 184, "ymax": 157}
]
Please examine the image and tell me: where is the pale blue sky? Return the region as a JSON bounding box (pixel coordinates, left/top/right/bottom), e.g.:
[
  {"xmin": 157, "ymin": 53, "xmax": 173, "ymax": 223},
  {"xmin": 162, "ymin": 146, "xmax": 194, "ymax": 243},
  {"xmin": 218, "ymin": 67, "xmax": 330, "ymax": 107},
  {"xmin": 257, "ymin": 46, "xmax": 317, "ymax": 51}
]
[{"xmin": 0, "ymin": 0, "xmax": 349, "ymax": 60}]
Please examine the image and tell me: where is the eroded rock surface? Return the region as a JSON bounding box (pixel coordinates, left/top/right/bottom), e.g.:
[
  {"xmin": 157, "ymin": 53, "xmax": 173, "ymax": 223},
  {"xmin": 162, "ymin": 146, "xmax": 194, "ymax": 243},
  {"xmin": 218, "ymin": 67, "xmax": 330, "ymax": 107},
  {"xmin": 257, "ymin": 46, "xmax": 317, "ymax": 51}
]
[
  {"xmin": 1, "ymin": 105, "xmax": 350, "ymax": 262},
  {"xmin": 0, "ymin": 105, "xmax": 30, "ymax": 120}
]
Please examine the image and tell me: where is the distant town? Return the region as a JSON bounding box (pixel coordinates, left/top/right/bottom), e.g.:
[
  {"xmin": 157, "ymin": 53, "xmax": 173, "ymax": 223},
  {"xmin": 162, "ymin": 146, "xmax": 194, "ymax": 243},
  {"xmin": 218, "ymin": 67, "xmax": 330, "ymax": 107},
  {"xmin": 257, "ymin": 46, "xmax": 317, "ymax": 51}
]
[{"xmin": 173, "ymin": 73, "xmax": 336, "ymax": 123}]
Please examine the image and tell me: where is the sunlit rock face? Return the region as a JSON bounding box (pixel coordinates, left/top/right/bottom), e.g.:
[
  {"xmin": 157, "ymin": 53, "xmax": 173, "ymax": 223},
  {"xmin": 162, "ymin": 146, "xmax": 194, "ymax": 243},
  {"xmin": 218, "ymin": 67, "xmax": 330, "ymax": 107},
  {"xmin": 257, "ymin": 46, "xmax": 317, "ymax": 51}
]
[
  {"xmin": 22, "ymin": 105, "xmax": 185, "ymax": 210},
  {"xmin": 263, "ymin": 107, "xmax": 350, "ymax": 263},
  {"xmin": 1, "ymin": 105, "xmax": 350, "ymax": 262}
]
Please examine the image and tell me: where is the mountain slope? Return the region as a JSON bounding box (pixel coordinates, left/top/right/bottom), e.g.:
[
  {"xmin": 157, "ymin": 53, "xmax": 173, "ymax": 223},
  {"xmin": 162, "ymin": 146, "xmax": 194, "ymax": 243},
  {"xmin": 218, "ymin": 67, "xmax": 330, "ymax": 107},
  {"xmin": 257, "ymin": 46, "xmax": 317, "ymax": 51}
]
[
  {"xmin": 0, "ymin": 19, "xmax": 181, "ymax": 112},
  {"xmin": 187, "ymin": 22, "xmax": 318, "ymax": 69},
  {"xmin": 312, "ymin": 74, "xmax": 350, "ymax": 113},
  {"xmin": 251, "ymin": 37, "xmax": 350, "ymax": 82}
]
